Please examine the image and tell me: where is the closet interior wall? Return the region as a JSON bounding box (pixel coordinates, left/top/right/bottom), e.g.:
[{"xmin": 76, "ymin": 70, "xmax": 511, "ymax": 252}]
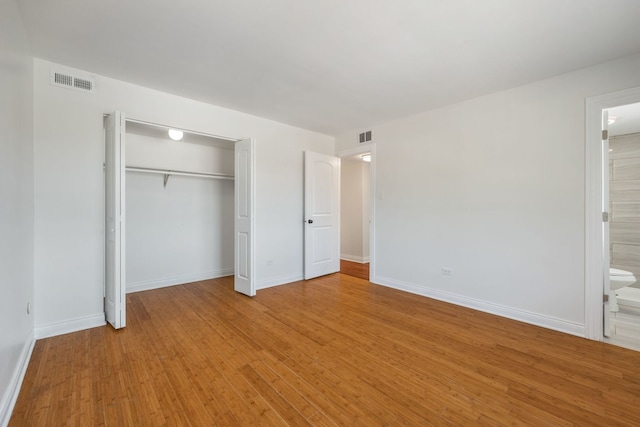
[{"xmin": 125, "ymin": 122, "xmax": 235, "ymax": 293}]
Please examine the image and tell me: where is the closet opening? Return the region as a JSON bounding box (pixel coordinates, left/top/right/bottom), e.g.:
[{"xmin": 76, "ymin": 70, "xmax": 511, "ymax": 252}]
[
  {"xmin": 104, "ymin": 112, "xmax": 255, "ymax": 329},
  {"xmin": 125, "ymin": 120, "xmax": 236, "ymax": 293}
]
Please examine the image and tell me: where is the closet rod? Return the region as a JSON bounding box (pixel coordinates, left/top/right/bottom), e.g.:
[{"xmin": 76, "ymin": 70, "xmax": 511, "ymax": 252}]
[{"xmin": 126, "ymin": 166, "xmax": 234, "ymax": 181}]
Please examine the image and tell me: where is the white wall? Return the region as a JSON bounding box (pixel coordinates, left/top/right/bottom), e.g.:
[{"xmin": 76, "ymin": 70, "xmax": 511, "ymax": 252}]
[
  {"xmin": 336, "ymin": 53, "xmax": 640, "ymax": 336},
  {"xmin": 125, "ymin": 132, "xmax": 235, "ymax": 292},
  {"xmin": 340, "ymin": 159, "xmax": 370, "ymax": 262},
  {"xmin": 125, "ymin": 127, "xmax": 235, "ymax": 176},
  {"xmin": 33, "ymin": 58, "xmax": 334, "ymax": 336},
  {"xmin": 0, "ymin": 1, "xmax": 34, "ymax": 424},
  {"xmin": 126, "ymin": 173, "xmax": 234, "ymax": 292}
]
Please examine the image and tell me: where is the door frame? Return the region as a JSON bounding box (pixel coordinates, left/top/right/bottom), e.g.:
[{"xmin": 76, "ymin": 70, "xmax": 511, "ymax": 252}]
[
  {"xmin": 585, "ymin": 87, "xmax": 640, "ymax": 340},
  {"xmin": 337, "ymin": 143, "xmax": 376, "ymax": 282},
  {"xmin": 104, "ymin": 113, "xmax": 257, "ymax": 327},
  {"xmin": 602, "ymin": 110, "xmax": 611, "ymax": 337}
]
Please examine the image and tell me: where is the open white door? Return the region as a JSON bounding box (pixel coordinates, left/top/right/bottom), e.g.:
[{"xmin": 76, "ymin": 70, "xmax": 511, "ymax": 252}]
[
  {"xmin": 304, "ymin": 151, "xmax": 340, "ymax": 279},
  {"xmin": 602, "ymin": 110, "xmax": 611, "ymax": 337},
  {"xmin": 105, "ymin": 111, "xmax": 126, "ymax": 328},
  {"xmin": 234, "ymin": 138, "xmax": 255, "ymax": 296}
]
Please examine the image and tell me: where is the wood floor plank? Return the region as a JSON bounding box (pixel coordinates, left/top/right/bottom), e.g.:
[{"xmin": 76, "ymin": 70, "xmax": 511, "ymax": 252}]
[
  {"xmin": 248, "ymin": 360, "xmax": 319, "ymax": 419},
  {"xmin": 340, "ymin": 259, "xmax": 369, "ymax": 280},
  {"xmin": 255, "ymin": 350, "xmax": 375, "ymax": 426},
  {"xmin": 10, "ymin": 273, "xmax": 640, "ymax": 426}
]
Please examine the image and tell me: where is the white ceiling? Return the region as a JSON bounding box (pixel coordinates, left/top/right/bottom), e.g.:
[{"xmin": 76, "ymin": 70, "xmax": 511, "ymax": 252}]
[{"xmin": 17, "ymin": 0, "xmax": 640, "ymax": 136}]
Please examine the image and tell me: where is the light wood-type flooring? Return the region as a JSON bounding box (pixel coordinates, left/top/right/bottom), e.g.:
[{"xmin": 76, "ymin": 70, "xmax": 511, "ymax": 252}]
[{"xmin": 10, "ymin": 274, "xmax": 640, "ymax": 426}]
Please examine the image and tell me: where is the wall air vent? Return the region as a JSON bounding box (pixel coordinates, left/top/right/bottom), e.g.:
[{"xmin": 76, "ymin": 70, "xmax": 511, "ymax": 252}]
[
  {"xmin": 50, "ymin": 70, "xmax": 95, "ymax": 93},
  {"xmin": 358, "ymin": 130, "xmax": 372, "ymax": 143}
]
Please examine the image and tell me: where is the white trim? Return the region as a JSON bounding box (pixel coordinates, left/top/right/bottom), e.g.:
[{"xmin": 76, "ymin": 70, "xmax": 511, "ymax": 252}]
[
  {"xmin": 35, "ymin": 313, "xmax": 106, "ymax": 339},
  {"xmin": 375, "ymin": 276, "xmax": 585, "ymax": 337},
  {"xmin": 368, "ymin": 144, "xmax": 377, "ymax": 283},
  {"xmin": 585, "ymin": 86, "xmax": 640, "ymax": 341},
  {"xmin": 256, "ymin": 274, "xmax": 304, "ymax": 290},
  {"xmin": 127, "ymin": 269, "xmax": 234, "ymax": 293},
  {"xmin": 0, "ymin": 332, "xmax": 35, "ymax": 427},
  {"xmin": 340, "ymin": 254, "xmax": 370, "ymax": 263}
]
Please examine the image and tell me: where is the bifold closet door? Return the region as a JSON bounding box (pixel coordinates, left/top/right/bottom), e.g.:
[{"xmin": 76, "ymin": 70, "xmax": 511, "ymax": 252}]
[
  {"xmin": 105, "ymin": 111, "xmax": 126, "ymax": 329},
  {"xmin": 234, "ymin": 138, "xmax": 255, "ymax": 296}
]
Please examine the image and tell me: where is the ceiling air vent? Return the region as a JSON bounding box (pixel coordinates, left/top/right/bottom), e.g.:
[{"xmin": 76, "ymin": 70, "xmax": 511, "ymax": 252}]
[
  {"xmin": 50, "ymin": 70, "xmax": 95, "ymax": 93},
  {"xmin": 358, "ymin": 130, "xmax": 372, "ymax": 143}
]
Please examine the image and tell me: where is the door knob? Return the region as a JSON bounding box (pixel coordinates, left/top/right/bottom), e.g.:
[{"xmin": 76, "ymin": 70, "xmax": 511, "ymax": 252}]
[{"xmin": 307, "ymin": 219, "xmax": 313, "ymax": 224}]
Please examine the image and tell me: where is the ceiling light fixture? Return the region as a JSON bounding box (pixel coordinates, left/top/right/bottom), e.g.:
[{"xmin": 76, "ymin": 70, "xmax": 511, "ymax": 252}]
[
  {"xmin": 608, "ymin": 116, "xmax": 617, "ymax": 125},
  {"xmin": 168, "ymin": 129, "xmax": 184, "ymax": 141},
  {"xmin": 361, "ymin": 154, "xmax": 371, "ymax": 162}
]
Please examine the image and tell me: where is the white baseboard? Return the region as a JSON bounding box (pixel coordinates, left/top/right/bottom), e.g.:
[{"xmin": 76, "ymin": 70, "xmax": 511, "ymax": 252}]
[
  {"xmin": 374, "ymin": 276, "xmax": 585, "ymax": 337},
  {"xmin": 35, "ymin": 313, "xmax": 106, "ymax": 340},
  {"xmin": 127, "ymin": 269, "xmax": 234, "ymax": 294},
  {"xmin": 340, "ymin": 254, "xmax": 370, "ymax": 263},
  {"xmin": 0, "ymin": 332, "xmax": 35, "ymax": 427},
  {"xmin": 256, "ymin": 274, "xmax": 304, "ymax": 290}
]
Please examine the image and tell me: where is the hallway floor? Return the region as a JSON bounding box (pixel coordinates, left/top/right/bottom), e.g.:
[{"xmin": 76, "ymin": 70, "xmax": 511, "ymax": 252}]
[{"xmin": 340, "ymin": 259, "xmax": 369, "ymax": 280}]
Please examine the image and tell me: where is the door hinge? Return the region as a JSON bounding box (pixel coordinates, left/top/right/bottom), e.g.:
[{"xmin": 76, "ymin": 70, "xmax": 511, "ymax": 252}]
[
  {"xmin": 603, "ymin": 294, "xmax": 609, "ymax": 303},
  {"xmin": 602, "ymin": 129, "xmax": 609, "ymax": 140},
  {"xmin": 603, "ymin": 212, "xmax": 609, "ymax": 222}
]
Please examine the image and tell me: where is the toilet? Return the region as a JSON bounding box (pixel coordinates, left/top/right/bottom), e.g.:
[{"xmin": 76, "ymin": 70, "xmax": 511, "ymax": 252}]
[
  {"xmin": 610, "ymin": 268, "xmax": 637, "ymax": 311},
  {"xmin": 616, "ymin": 287, "xmax": 640, "ymax": 315}
]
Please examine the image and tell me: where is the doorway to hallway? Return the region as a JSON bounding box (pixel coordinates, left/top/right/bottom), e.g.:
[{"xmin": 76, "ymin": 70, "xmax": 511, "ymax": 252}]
[{"xmin": 338, "ymin": 146, "xmax": 373, "ymax": 282}]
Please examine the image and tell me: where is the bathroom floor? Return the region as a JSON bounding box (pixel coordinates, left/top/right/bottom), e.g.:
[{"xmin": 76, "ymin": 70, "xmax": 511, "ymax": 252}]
[{"xmin": 606, "ymin": 309, "xmax": 640, "ymax": 351}]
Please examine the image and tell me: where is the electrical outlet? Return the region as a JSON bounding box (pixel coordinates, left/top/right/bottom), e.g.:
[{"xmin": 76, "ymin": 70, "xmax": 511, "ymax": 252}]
[
  {"xmin": 266, "ymin": 260, "xmax": 273, "ymax": 266},
  {"xmin": 441, "ymin": 267, "xmax": 453, "ymax": 276}
]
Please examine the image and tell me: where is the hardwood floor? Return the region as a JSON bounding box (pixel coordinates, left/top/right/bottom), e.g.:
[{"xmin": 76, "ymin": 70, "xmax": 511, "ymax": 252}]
[
  {"xmin": 340, "ymin": 259, "xmax": 369, "ymax": 280},
  {"xmin": 10, "ymin": 274, "xmax": 640, "ymax": 426}
]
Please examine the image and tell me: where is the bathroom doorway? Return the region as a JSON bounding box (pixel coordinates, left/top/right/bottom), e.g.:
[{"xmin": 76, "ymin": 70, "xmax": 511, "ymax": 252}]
[
  {"xmin": 603, "ymin": 101, "xmax": 640, "ymax": 350},
  {"xmin": 586, "ymin": 87, "xmax": 640, "ymax": 348}
]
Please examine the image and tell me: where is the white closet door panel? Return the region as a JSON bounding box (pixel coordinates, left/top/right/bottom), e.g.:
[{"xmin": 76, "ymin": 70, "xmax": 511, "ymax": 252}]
[
  {"xmin": 105, "ymin": 111, "xmax": 126, "ymax": 329},
  {"xmin": 234, "ymin": 139, "xmax": 255, "ymax": 296}
]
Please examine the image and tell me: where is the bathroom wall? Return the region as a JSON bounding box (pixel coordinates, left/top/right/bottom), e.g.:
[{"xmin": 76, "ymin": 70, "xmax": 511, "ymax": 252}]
[{"xmin": 610, "ymin": 131, "xmax": 640, "ymax": 288}]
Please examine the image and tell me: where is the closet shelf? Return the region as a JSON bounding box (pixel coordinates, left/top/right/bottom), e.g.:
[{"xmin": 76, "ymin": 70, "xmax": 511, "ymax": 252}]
[{"xmin": 126, "ymin": 166, "xmax": 234, "ymax": 187}]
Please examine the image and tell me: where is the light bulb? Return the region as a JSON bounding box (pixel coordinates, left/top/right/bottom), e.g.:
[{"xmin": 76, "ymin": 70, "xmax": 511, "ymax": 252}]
[{"xmin": 168, "ymin": 129, "xmax": 184, "ymax": 141}]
